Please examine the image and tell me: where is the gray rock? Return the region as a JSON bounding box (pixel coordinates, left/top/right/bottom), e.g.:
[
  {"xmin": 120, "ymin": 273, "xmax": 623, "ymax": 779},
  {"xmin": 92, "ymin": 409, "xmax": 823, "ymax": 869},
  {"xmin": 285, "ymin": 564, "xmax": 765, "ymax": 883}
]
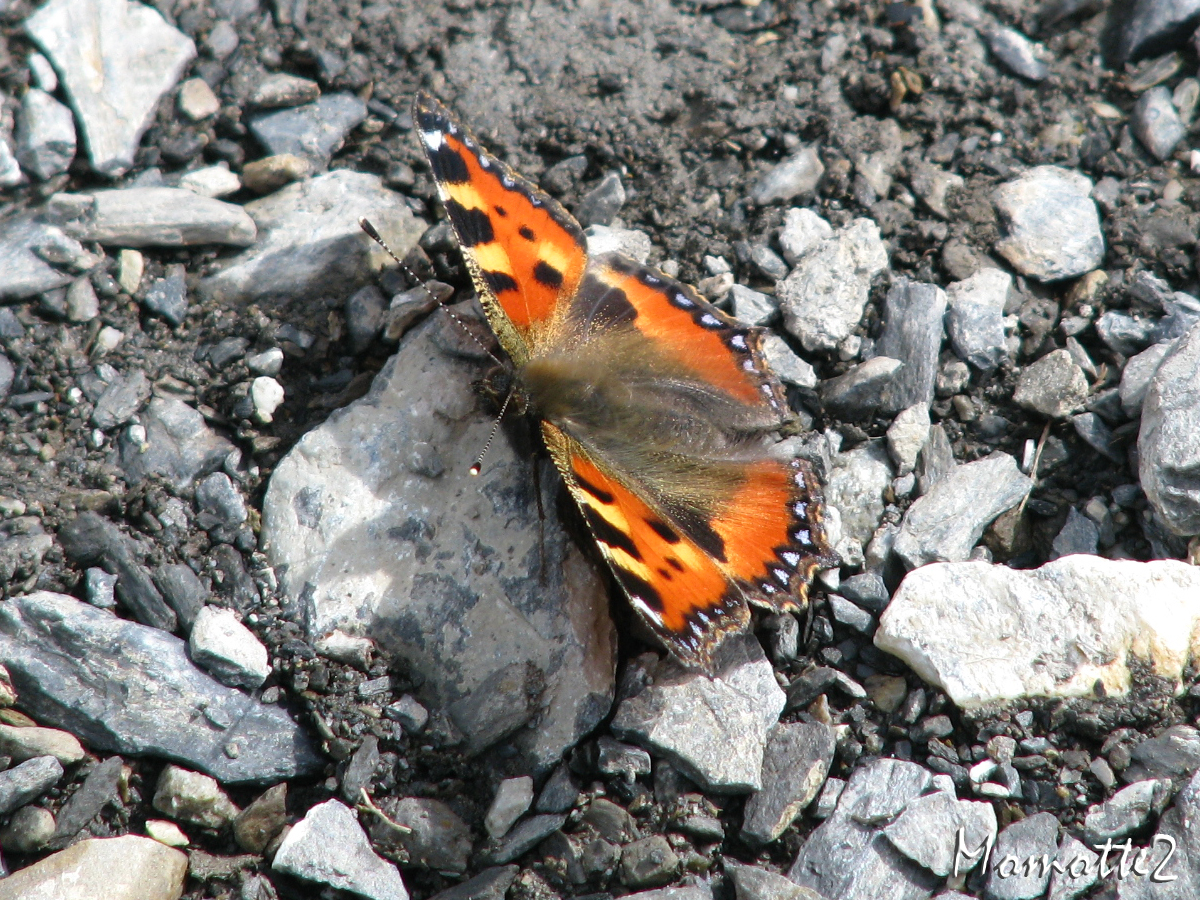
[
  {"xmin": 741, "ymin": 721, "xmax": 837, "ymax": 845},
  {"xmin": 820, "ymin": 357, "xmax": 905, "ymax": 420},
  {"xmin": 371, "ymin": 797, "xmax": 472, "ymax": 873},
  {"xmin": 536, "ymin": 764, "xmax": 580, "ymax": 814},
  {"xmin": 66, "ymin": 275, "xmax": 99, "ymax": 322},
  {"xmin": 1050, "ymin": 507, "xmax": 1100, "ymax": 558},
  {"xmin": 619, "ymin": 835, "xmax": 680, "ymax": 888},
  {"xmin": 829, "ymin": 594, "xmax": 875, "ymax": 633},
  {"xmin": 485, "ymin": 776, "xmax": 534, "ymax": 840},
  {"xmin": 141, "ymin": 264, "xmax": 189, "ymax": 325},
  {"xmin": 92, "ymin": 369, "xmax": 150, "ymax": 430},
  {"xmin": 0, "ymin": 218, "xmax": 79, "ymax": 300},
  {"xmin": 788, "ymin": 758, "xmax": 939, "ymax": 900},
  {"xmin": 611, "ymin": 634, "xmax": 785, "ymax": 793},
  {"xmin": 1111, "ymin": 0, "xmax": 1200, "ymax": 65},
  {"xmin": 25, "ymin": 0, "xmax": 197, "ymax": 176},
  {"xmin": 1046, "ymin": 833, "xmax": 1099, "ymax": 900},
  {"xmin": 15, "ymin": 88, "xmax": 76, "ymax": 180},
  {"xmin": 384, "ymin": 694, "xmax": 429, "ymax": 733},
  {"xmin": 196, "ymin": 472, "xmax": 248, "ymax": 529},
  {"xmin": 992, "ymin": 167, "xmax": 1105, "ymax": 282},
  {"xmin": 986, "ymin": 26, "xmax": 1050, "ymax": 80},
  {"xmin": 58, "ymin": 512, "xmax": 177, "ymax": 633},
  {"xmin": 876, "ymin": 280, "xmax": 948, "ymax": 414},
  {"xmin": 778, "ymin": 218, "xmax": 889, "ymax": 352},
  {"xmin": 274, "ymin": 799, "xmax": 408, "ymax": 900},
  {"xmin": 1139, "ymin": 322, "xmax": 1200, "ymax": 535},
  {"xmin": 0, "ymin": 353, "xmax": 13, "ymax": 403},
  {"xmin": 427, "ymin": 867, "xmax": 519, "ymax": 900},
  {"xmin": 726, "ymin": 862, "xmax": 827, "ymax": 900},
  {"xmin": 893, "ymin": 452, "xmax": 1032, "ymax": 568},
  {"xmin": 1097, "ymin": 310, "xmax": 1156, "ymax": 356},
  {"xmin": 1013, "ymin": 349, "xmax": 1090, "ymax": 418},
  {"xmin": 584, "ymin": 224, "xmax": 653, "ymax": 261},
  {"xmin": 887, "ymin": 403, "xmax": 931, "ymax": 477},
  {"xmin": 876, "ymin": 557, "xmax": 1200, "ymax": 708},
  {"xmin": 201, "ymin": 171, "xmax": 420, "ymax": 306},
  {"xmin": 908, "ymin": 160, "xmax": 964, "ymax": 219},
  {"xmin": 1082, "ymin": 778, "xmax": 1171, "ymax": 843},
  {"xmin": 52, "ymin": 188, "xmax": 256, "ymax": 248},
  {"xmin": 841, "ymin": 573, "xmax": 890, "ymax": 612},
  {"xmin": 731, "ymin": 284, "xmax": 778, "ymax": 326},
  {"xmin": 813, "ymin": 777, "xmax": 845, "ymax": 818},
  {"xmin": 188, "ymin": 606, "xmax": 270, "ymax": 690},
  {"xmin": 1133, "ymin": 85, "xmax": 1188, "ymax": 160},
  {"xmin": 46, "ymin": 755, "xmax": 123, "ymax": 849},
  {"xmin": 1124, "ymin": 723, "xmax": 1200, "ymax": 783},
  {"xmin": 1, "ymin": 804, "xmax": 55, "ymax": 854},
  {"xmin": 118, "ymin": 397, "xmax": 235, "ymax": 490},
  {"xmin": 249, "ymin": 93, "xmax": 368, "ymax": 169},
  {"xmin": 262, "ymin": 312, "xmax": 615, "ymax": 773},
  {"xmin": 785, "ymin": 666, "xmax": 867, "ymax": 711},
  {"xmin": 479, "ymin": 812, "xmax": 567, "ymax": 866},
  {"xmin": 0, "ymin": 591, "xmax": 322, "ymax": 783},
  {"xmin": 761, "ymin": 334, "xmax": 817, "ymax": 388},
  {"xmin": 597, "ymin": 736, "xmax": 652, "ymax": 781},
  {"xmin": 882, "ymin": 789, "xmax": 997, "ymax": 877},
  {"xmin": 623, "ymin": 887, "xmax": 713, "ymax": 900},
  {"xmin": 152, "ymin": 764, "xmax": 240, "ymax": 829},
  {"xmin": 752, "ymin": 145, "xmax": 824, "ymax": 205},
  {"xmin": 576, "ymin": 171, "xmax": 626, "ymax": 227},
  {"xmin": 1121, "ymin": 339, "xmax": 1175, "ymax": 416},
  {"xmin": 341, "ymin": 735, "xmax": 380, "ymax": 805},
  {"xmin": 778, "ymin": 207, "xmax": 833, "ymax": 264},
  {"xmin": 347, "ymin": 284, "xmax": 386, "ymax": 352},
  {"xmin": 946, "ymin": 268, "xmax": 1012, "ymax": 372},
  {"xmin": 249, "ymin": 73, "xmax": 322, "ymax": 109},
  {"xmin": 1071, "ymin": 412, "xmax": 1123, "ymax": 462},
  {"xmin": 0, "ymin": 755, "xmax": 63, "ymax": 815},
  {"xmin": 0, "ymin": 835, "xmax": 187, "ymax": 900},
  {"xmin": 0, "ymin": 723, "xmax": 85, "ymax": 766},
  {"xmin": 0, "ymin": 122, "xmax": 23, "ymax": 188},
  {"xmin": 985, "ymin": 812, "xmax": 1059, "ymax": 900}
]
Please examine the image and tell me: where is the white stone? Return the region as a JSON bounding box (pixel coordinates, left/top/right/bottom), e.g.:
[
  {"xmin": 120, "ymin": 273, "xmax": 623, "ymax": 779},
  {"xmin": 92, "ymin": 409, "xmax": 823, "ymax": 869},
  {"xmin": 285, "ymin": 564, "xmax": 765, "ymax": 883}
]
[
  {"xmin": 876, "ymin": 557, "xmax": 1200, "ymax": 708},
  {"xmin": 992, "ymin": 166, "xmax": 1105, "ymax": 282},
  {"xmin": 250, "ymin": 376, "xmax": 285, "ymax": 424},
  {"xmin": 177, "ymin": 77, "xmax": 220, "ymax": 121},
  {"xmin": 144, "ymin": 819, "xmax": 189, "ymax": 848},
  {"xmin": 778, "ymin": 207, "xmax": 833, "ymax": 265},
  {"xmin": 273, "ymin": 799, "xmax": 408, "ymax": 900},
  {"xmin": 778, "ymin": 218, "xmax": 889, "ymax": 353},
  {"xmin": 179, "ymin": 164, "xmax": 241, "ymax": 198},
  {"xmin": 152, "ymin": 765, "xmax": 240, "ymax": 830},
  {"xmin": 886, "ymin": 403, "xmax": 931, "ymax": 477},
  {"xmin": 188, "ymin": 606, "xmax": 270, "ymax": 690},
  {"xmin": 25, "ymin": 0, "xmax": 196, "ymax": 176},
  {"xmin": 117, "ymin": 248, "xmax": 144, "ymax": 294}
]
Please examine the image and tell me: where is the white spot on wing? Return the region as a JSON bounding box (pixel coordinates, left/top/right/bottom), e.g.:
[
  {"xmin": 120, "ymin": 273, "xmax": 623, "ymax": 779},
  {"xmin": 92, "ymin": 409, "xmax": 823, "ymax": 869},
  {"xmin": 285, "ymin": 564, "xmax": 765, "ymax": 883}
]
[
  {"xmin": 782, "ymin": 551, "xmax": 801, "ymax": 567},
  {"xmin": 731, "ymin": 335, "xmax": 747, "ymax": 349},
  {"xmin": 674, "ymin": 292, "xmax": 694, "ymax": 307},
  {"xmin": 700, "ymin": 314, "xmax": 721, "ymax": 327},
  {"xmin": 421, "ymin": 130, "xmax": 444, "ymax": 151}
]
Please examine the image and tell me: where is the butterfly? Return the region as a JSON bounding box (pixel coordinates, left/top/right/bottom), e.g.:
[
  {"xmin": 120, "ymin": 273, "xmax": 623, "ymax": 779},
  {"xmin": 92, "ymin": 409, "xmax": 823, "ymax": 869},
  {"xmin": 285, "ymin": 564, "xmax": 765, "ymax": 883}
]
[{"xmin": 412, "ymin": 92, "xmax": 836, "ymax": 671}]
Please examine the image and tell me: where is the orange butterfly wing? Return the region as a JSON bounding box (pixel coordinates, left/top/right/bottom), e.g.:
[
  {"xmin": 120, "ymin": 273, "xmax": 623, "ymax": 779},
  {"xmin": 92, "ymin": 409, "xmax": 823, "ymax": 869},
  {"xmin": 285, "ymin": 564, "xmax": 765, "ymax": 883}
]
[
  {"xmin": 415, "ymin": 93, "xmax": 837, "ymax": 670},
  {"xmin": 414, "ymin": 92, "xmax": 586, "ymax": 364}
]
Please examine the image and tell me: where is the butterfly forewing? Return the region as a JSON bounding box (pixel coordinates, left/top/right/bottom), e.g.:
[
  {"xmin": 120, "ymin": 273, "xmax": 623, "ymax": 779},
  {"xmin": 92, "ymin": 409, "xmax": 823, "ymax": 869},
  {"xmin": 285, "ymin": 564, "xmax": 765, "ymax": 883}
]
[{"xmin": 414, "ymin": 92, "xmax": 587, "ymax": 362}]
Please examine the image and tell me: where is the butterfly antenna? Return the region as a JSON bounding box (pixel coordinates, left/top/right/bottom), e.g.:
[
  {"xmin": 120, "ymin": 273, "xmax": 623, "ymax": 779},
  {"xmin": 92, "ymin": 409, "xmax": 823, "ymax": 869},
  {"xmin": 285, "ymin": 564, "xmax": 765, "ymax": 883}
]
[
  {"xmin": 360, "ymin": 218, "xmax": 503, "ymax": 366},
  {"xmin": 470, "ymin": 386, "xmax": 517, "ymax": 476}
]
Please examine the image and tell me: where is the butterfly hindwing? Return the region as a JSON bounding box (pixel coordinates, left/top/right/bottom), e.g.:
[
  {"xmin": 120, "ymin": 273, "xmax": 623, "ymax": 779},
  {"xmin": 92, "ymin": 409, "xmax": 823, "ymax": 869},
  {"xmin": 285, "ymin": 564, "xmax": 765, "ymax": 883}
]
[
  {"xmin": 414, "ymin": 92, "xmax": 587, "ymax": 363},
  {"xmin": 572, "ymin": 253, "xmax": 789, "ymax": 422},
  {"xmin": 542, "ymin": 422, "xmax": 750, "ymax": 669}
]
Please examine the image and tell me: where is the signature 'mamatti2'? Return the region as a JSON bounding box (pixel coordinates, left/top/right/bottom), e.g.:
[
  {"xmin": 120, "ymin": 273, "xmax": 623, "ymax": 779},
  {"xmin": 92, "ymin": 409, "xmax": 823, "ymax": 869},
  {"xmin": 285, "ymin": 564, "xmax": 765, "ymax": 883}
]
[{"xmin": 413, "ymin": 92, "xmax": 836, "ymax": 670}]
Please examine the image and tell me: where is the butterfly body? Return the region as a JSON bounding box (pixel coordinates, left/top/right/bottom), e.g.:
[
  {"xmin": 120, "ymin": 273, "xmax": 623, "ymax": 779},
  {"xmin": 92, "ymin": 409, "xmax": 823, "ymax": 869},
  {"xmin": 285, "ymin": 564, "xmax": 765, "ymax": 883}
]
[{"xmin": 414, "ymin": 93, "xmax": 836, "ymax": 670}]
